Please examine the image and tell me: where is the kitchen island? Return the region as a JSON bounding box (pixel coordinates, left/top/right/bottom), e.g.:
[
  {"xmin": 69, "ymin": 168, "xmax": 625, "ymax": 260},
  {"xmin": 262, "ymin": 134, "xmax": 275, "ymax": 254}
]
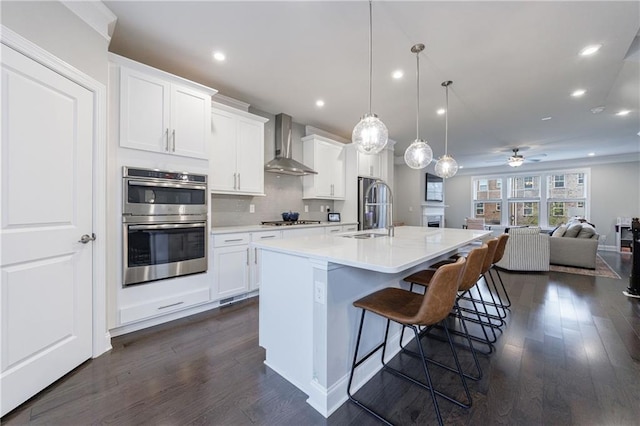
[{"xmin": 254, "ymin": 226, "xmax": 491, "ymax": 417}]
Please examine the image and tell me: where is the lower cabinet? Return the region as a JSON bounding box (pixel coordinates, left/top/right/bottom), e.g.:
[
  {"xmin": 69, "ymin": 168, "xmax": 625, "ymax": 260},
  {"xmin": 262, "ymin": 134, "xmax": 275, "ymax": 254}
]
[
  {"xmin": 250, "ymin": 230, "xmax": 282, "ymax": 290},
  {"xmin": 211, "ymin": 233, "xmax": 250, "ymax": 300},
  {"xmin": 120, "ymin": 287, "xmax": 209, "ymax": 324},
  {"xmin": 210, "ymin": 230, "xmax": 282, "ymax": 299}
]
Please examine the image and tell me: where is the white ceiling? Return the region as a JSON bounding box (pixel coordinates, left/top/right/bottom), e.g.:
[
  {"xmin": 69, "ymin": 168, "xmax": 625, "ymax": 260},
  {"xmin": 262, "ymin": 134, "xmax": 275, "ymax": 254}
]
[{"xmin": 104, "ymin": 1, "xmax": 640, "ymax": 170}]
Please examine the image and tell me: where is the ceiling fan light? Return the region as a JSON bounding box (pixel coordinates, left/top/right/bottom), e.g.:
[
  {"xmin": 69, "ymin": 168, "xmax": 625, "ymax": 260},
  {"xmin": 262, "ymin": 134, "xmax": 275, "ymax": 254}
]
[
  {"xmin": 404, "ymin": 139, "xmax": 433, "ymax": 169},
  {"xmin": 435, "ymin": 154, "xmax": 458, "ymax": 178},
  {"xmin": 508, "ymin": 156, "xmax": 524, "ymax": 167},
  {"xmin": 352, "ymin": 113, "xmax": 388, "ymax": 154}
]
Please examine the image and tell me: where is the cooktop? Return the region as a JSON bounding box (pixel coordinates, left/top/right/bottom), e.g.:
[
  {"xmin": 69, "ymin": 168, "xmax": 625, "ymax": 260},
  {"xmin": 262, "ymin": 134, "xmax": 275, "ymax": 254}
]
[{"xmin": 261, "ymin": 220, "xmax": 321, "ymax": 226}]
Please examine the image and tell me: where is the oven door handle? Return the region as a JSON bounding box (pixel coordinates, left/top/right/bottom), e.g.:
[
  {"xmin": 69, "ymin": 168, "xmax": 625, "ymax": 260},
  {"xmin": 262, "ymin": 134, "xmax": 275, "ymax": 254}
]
[
  {"xmin": 128, "ymin": 222, "xmax": 206, "ymax": 231},
  {"xmin": 127, "ymin": 180, "xmax": 207, "ymax": 191}
]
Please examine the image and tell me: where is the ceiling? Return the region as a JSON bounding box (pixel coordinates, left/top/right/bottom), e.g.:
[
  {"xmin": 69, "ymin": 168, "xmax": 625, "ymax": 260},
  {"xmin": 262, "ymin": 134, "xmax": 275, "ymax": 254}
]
[{"xmin": 104, "ymin": 1, "xmax": 640, "ymax": 170}]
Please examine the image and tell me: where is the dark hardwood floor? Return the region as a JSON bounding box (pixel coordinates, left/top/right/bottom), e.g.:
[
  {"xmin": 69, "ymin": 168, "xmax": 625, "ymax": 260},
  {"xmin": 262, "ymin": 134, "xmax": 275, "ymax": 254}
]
[{"xmin": 4, "ymin": 251, "xmax": 639, "ymax": 425}]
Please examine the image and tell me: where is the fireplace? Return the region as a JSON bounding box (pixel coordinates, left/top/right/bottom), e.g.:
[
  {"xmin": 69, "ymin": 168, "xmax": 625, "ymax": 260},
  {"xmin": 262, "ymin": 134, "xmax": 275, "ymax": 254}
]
[{"xmin": 422, "ymin": 205, "xmax": 446, "ymax": 228}]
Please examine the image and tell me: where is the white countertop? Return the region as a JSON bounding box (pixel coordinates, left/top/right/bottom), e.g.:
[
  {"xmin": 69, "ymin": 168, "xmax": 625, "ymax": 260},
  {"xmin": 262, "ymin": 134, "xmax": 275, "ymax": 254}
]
[
  {"xmin": 253, "ymin": 226, "xmax": 491, "ymax": 273},
  {"xmin": 210, "ymin": 221, "xmax": 358, "ymax": 235}
]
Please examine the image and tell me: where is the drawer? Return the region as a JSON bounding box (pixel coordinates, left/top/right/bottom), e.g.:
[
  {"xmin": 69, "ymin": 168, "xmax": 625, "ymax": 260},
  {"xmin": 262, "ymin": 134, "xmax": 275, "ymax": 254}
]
[
  {"xmin": 251, "ymin": 230, "xmax": 282, "ymax": 241},
  {"xmin": 325, "ymin": 226, "xmax": 343, "ymax": 235},
  {"xmin": 213, "ymin": 232, "xmax": 251, "ymax": 247},
  {"xmin": 119, "ymin": 287, "xmax": 209, "ymax": 324}
]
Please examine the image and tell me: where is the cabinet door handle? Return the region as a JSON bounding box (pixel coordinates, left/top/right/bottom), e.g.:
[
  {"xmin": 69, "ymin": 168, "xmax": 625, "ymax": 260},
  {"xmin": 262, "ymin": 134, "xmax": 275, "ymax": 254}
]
[
  {"xmin": 158, "ymin": 301, "xmax": 184, "ymax": 310},
  {"xmin": 238, "ymin": 173, "xmax": 241, "ymax": 190},
  {"xmin": 260, "ymin": 235, "xmax": 276, "ymax": 239},
  {"xmin": 370, "ymin": 165, "xmax": 373, "ymax": 176},
  {"xmin": 224, "ymin": 238, "xmax": 243, "ymax": 243},
  {"xmin": 233, "ymin": 173, "xmax": 237, "ymax": 190},
  {"xmin": 172, "ymin": 129, "xmax": 176, "ymax": 152},
  {"xmin": 254, "ymin": 247, "xmax": 258, "ymax": 264},
  {"xmin": 165, "ymin": 128, "xmax": 170, "ymax": 151},
  {"xmin": 246, "ymin": 247, "xmax": 250, "ymax": 265}
]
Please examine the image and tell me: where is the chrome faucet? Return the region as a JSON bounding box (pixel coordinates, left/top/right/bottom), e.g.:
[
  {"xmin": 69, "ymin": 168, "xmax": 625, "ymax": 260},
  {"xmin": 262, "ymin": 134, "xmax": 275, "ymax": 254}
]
[{"xmin": 364, "ymin": 179, "xmax": 394, "ymax": 237}]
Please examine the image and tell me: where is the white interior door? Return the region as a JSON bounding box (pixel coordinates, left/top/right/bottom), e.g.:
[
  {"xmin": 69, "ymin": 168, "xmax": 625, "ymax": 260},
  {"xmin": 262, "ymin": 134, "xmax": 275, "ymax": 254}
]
[{"xmin": 1, "ymin": 45, "xmax": 94, "ymax": 416}]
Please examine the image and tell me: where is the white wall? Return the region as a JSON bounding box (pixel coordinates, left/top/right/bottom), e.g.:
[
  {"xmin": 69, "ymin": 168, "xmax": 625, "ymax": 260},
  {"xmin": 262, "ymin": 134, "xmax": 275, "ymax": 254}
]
[
  {"xmin": 393, "ymin": 163, "xmax": 425, "ymax": 226},
  {"xmin": 441, "ymin": 160, "xmax": 640, "ymax": 247},
  {"xmin": 1, "ymin": 1, "xmax": 110, "ymax": 85}
]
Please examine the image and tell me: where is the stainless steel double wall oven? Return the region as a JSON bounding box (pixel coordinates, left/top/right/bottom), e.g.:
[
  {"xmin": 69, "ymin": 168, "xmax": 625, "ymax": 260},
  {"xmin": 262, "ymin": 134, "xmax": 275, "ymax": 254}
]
[{"xmin": 122, "ymin": 167, "xmax": 208, "ymax": 286}]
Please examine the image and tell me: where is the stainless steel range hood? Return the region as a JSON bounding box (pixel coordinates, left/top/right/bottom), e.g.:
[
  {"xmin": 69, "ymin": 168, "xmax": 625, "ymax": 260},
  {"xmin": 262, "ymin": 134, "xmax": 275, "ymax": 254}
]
[{"xmin": 265, "ymin": 113, "xmax": 317, "ymax": 176}]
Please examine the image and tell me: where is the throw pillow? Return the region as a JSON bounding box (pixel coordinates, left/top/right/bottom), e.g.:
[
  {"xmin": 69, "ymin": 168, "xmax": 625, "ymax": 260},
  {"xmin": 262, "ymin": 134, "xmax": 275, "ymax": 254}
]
[
  {"xmin": 563, "ymin": 223, "xmax": 582, "ymax": 238},
  {"xmin": 552, "ymin": 224, "xmax": 567, "ymax": 237},
  {"xmin": 577, "ymin": 224, "xmax": 596, "ymax": 239}
]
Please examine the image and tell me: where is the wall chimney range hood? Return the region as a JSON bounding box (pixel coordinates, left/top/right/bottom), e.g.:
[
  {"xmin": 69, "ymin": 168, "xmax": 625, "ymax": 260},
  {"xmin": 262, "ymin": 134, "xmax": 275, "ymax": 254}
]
[{"xmin": 265, "ymin": 113, "xmax": 317, "ymax": 176}]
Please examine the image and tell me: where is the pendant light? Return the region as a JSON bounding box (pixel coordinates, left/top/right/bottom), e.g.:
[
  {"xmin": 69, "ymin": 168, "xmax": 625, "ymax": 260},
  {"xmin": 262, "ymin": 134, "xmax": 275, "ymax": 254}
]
[
  {"xmin": 434, "ymin": 80, "xmax": 459, "ymax": 178},
  {"xmin": 352, "ymin": 0, "xmax": 388, "ymax": 155},
  {"xmin": 404, "ymin": 43, "xmax": 433, "ymax": 169}
]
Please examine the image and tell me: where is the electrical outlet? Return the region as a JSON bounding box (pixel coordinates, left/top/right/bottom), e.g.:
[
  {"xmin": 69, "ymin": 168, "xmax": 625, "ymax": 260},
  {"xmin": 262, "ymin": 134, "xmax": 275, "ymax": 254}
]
[
  {"xmin": 314, "ymin": 281, "xmax": 325, "ymax": 304},
  {"xmin": 320, "ymin": 205, "xmax": 324, "ymax": 212},
  {"xmin": 249, "ymin": 204, "xmax": 255, "ymax": 213},
  {"xmin": 304, "ymin": 205, "xmax": 309, "ymax": 213}
]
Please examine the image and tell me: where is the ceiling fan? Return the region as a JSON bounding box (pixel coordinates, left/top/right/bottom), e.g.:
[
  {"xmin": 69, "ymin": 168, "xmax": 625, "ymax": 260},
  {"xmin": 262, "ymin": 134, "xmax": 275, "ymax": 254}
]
[{"xmin": 508, "ymin": 148, "xmax": 525, "ymax": 167}]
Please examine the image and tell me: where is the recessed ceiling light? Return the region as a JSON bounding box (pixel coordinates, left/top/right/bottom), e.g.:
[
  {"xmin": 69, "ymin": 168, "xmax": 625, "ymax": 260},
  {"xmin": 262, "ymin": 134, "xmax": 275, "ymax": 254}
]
[
  {"xmin": 616, "ymin": 110, "xmax": 631, "ymax": 116},
  {"xmin": 580, "ymin": 44, "xmax": 602, "ymax": 56},
  {"xmin": 315, "ymin": 100, "xmax": 325, "ymax": 108},
  {"xmin": 541, "ymin": 116, "xmax": 552, "ymax": 121},
  {"xmin": 571, "ymin": 89, "xmax": 586, "ymax": 97},
  {"xmin": 213, "ymin": 51, "xmax": 226, "ymax": 61},
  {"xmin": 437, "ymin": 108, "xmax": 446, "ymax": 115},
  {"xmin": 392, "ymin": 70, "xmax": 404, "ymax": 79},
  {"xmin": 588, "ymin": 152, "xmax": 595, "ymax": 156}
]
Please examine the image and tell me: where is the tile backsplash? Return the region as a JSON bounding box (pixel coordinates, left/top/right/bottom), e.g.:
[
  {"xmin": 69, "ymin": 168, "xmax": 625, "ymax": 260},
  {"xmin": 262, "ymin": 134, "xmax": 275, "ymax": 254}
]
[{"xmin": 211, "ymin": 173, "xmax": 334, "ymax": 227}]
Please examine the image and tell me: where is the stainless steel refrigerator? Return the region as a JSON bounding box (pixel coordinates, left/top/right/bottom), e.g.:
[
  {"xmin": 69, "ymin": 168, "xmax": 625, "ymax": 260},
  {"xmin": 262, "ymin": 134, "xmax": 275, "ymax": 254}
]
[{"xmin": 358, "ymin": 177, "xmax": 390, "ymax": 231}]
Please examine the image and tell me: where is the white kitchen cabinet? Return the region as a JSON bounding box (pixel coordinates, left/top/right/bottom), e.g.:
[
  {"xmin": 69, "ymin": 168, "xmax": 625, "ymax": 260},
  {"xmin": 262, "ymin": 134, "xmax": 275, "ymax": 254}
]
[
  {"xmin": 357, "ymin": 150, "xmax": 383, "ymax": 179},
  {"xmin": 341, "ymin": 224, "xmax": 358, "ymax": 233},
  {"xmin": 210, "ymin": 103, "xmax": 268, "ymax": 195},
  {"xmin": 211, "ymin": 233, "xmax": 250, "ymax": 300},
  {"xmin": 117, "ymin": 57, "xmax": 215, "ymax": 159},
  {"xmin": 250, "ymin": 230, "xmax": 282, "ymax": 290},
  {"xmin": 302, "ymin": 135, "xmax": 346, "ymax": 200}
]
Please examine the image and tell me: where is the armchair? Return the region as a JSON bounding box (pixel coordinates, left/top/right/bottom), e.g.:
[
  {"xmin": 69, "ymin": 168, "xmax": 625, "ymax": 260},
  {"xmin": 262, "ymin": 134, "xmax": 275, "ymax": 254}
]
[{"xmin": 495, "ymin": 227, "xmax": 550, "ymax": 271}]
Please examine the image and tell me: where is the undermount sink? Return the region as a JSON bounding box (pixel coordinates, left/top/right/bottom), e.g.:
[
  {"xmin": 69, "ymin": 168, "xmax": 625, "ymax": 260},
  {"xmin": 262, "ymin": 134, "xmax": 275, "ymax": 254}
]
[{"xmin": 343, "ymin": 232, "xmax": 387, "ymax": 239}]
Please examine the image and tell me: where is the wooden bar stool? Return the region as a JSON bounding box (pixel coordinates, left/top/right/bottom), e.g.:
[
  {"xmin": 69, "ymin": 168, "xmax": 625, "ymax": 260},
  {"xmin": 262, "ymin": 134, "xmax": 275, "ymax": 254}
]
[{"xmin": 347, "ymin": 257, "xmax": 466, "ymax": 426}]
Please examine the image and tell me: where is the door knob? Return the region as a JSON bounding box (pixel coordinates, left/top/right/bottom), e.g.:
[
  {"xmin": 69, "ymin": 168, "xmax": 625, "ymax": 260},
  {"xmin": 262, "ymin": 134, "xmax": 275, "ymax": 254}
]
[{"xmin": 78, "ymin": 233, "xmax": 96, "ymax": 244}]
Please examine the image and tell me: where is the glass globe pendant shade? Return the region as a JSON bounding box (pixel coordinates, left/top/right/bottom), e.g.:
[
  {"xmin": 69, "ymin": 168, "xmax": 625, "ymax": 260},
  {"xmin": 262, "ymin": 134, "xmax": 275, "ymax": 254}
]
[
  {"xmin": 435, "ymin": 154, "xmax": 459, "ymax": 178},
  {"xmin": 352, "ymin": 113, "xmax": 388, "ymax": 154},
  {"xmin": 404, "ymin": 139, "xmax": 433, "ymax": 169}
]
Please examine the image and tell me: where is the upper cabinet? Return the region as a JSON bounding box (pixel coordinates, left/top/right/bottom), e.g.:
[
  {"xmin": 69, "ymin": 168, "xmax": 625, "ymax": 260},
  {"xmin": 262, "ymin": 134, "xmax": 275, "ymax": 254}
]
[
  {"xmin": 357, "ymin": 150, "xmax": 383, "ymax": 179},
  {"xmin": 302, "ymin": 135, "xmax": 346, "ymax": 200},
  {"xmin": 114, "ymin": 54, "xmax": 216, "ymax": 159},
  {"xmin": 210, "ymin": 103, "xmax": 269, "ymax": 195}
]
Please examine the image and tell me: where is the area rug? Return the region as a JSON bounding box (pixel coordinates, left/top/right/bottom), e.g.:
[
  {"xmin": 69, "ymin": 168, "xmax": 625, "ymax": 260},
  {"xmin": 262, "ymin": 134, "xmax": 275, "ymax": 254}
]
[{"xmin": 549, "ymin": 255, "xmax": 621, "ymax": 279}]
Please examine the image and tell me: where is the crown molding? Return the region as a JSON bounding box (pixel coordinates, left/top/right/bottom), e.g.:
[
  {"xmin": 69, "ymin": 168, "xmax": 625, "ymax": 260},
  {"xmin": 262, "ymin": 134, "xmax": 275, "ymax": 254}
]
[{"xmin": 61, "ymin": 1, "xmax": 117, "ymax": 41}]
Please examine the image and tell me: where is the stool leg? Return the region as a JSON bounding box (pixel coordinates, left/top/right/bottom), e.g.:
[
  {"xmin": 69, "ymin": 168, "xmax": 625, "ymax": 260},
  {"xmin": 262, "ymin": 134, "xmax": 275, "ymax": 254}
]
[
  {"xmin": 411, "ymin": 324, "xmax": 444, "ymax": 426},
  {"xmin": 347, "ymin": 310, "xmax": 393, "ymax": 426}
]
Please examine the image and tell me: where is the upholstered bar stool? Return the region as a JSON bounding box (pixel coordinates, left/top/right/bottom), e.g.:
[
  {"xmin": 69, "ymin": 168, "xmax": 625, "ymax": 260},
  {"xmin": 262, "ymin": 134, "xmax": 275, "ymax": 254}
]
[
  {"xmin": 421, "ymin": 238, "xmax": 503, "ymax": 347},
  {"xmin": 347, "ymin": 257, "xmax": 467, "ymax": 426},
  {"xmin": 488, "ymin": 233, "xmax": 511, "ymax": 309},
  {"xmin": 401, "ymin": 244, "xmax": 490, "ymax": 373}
]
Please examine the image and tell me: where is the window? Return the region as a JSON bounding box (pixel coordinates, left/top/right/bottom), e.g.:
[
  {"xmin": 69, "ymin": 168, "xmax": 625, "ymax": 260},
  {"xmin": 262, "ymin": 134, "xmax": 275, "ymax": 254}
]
[
  {"xmin": 551, "ymin": 202, "xmax": 565, "ymax": 217},
  {"xmin": 472, "ymin": 178, "xmax": 502, "ymax": 224},
  {"xmin": 523, "ymin": 202, "xmax": 534, "ymax": 216},
  {"xmin": 472, "ymin": 169, "xmax": 590, "ymax": 228}
]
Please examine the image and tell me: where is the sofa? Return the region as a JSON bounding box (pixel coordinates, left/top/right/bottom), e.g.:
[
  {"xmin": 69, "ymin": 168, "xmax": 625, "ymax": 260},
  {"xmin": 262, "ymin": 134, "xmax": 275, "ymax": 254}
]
[
  {"xmin": 495, "ymin": 227, "xmax": 550, "ymax": 271},
  {"xmin": 549, "ymin": 220, "xmax": 599, "ymax": 269}
]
